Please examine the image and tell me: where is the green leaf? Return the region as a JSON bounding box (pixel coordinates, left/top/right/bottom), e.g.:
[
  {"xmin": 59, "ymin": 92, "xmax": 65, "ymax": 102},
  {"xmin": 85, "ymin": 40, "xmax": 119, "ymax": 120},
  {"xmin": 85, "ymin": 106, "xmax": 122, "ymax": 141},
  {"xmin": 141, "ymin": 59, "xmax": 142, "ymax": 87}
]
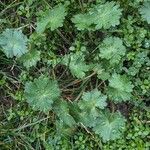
[
  {"xmin": 62, "ymin": 52, "xmax": 89, "ymax": 79},
  {"xmin": 99, "ymin": 37, "xmax": 126, "ymax": 64},
  {"xmin": 54, "ymin": 100, "xmax": 76, "ymax": 127},
  {"xmin": 90, "ymin": 2, "xmax": 122, "ymax": 30},
  {"xmin": 79, "ymin": 111, "xmax": 97, "ymax": 128},
  {"xmin": 72, "ymin": 2, "xmax": 122, "ymax": 30},
  {"xmin": 92, "ymin": 63, "xmax": 110, "ymax": 81},
  {"xmin": 79, "ymin": 89, "xmax": 107, "ymax": 113},
  {"xmin": 93, "ymin": 110, "xmax": 126, "ymax": 141},
  {"xmin": 36, "ymin": 4, "xmax": 67, "ymax": 33},
  {"xmin": 19, "ymin": 50, "xmax": 41, "ymax": 68},
  {"xmin": 78, "ymin": 89, "xmax": 107, "ymax": 127},
  {"xmin": 107, "ymin": 73, "xmax": 134, "ymax": 102},
  {"xmin": 71, "ymin": 13, "xmax": 95, "ymax": 30},
  {"xmin": 24, "ymin": 75, "xmax": 60, "ymax": 113},
  {"xmin": 0, "ymin": 28, "xmax": 28, "ymax": 58},
  {"xmin": 98, "ymin": 71, "xmax": 110, "ymax": 81},
  {"xmin": 139, "ymin": 1, "xmax": 150, "ymax": 24}
]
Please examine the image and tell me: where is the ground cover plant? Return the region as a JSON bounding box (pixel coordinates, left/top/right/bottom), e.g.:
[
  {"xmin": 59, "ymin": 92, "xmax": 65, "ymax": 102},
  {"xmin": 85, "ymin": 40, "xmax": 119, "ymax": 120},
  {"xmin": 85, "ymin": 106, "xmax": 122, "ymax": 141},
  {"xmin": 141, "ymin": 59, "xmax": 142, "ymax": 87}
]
[{"xmin": 0, "ymin": 0, "xmax": 150, "ymax": 149}]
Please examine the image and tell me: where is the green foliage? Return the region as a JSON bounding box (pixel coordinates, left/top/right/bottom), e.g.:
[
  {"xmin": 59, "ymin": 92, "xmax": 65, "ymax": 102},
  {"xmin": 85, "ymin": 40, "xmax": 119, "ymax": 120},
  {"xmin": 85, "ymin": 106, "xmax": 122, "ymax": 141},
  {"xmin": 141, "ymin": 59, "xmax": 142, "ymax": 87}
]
[
  {"xmin": 0, "ymin": 28, "xmax": 28, "ymax": 58},
  {"xmin": 77, "ymin": 89, "xmax": 107, "ymax": 127},
  {"xmin": 36, "ymin": 4, "xmax": 67, "ymax": 33},
  {"xmin": 127, "ymin": 51, "xmax": 149, "ymax": 76},
  {"xmin": 79, "ymin": 89, "xmax": 107, "ymax": 115},
  {"xmin": 104, "ymin": 109, "xmax": 150, "ymax": 149},
  {"xmin": 108, "ymin": 73, "xmax": 134, "ymax": 102},
  {"xmin": 54, "ymin": 100, "xmax": 76, "ymax": 127},
  {"xmin": 62, "ymin": 52, "xmax": 89, "ymax": 79},
  {"xmin": 98, "ymin": 36, "xmax": 126, "ymax": 64},
  {"xmin": 139, "ymin": 1, "xmax": 150, "ymax": 23},
  {"xmin": 76, "ymin": 90, "xmax": 126, "ymax": 141},
  {"xmin": 55, "ymin": 120, "xmax": 76, "ymax": 137},
  {"xmin": 71, "ymin": 13, "xmax": 93, "ymax": 30},
  {"xmin": 78, "ymin": 111, "xmax": 97, "ymax": 128},
  {"xmin": 45, "ymin": 133, "xmax": 72, "ymax": 150},
  {"xmin": 24, "ymin": 75, "xmax": 60, "ymax": 113},
  {"xmin": 93, "ymin": 111, "xmax": 126, "ymax": 141},
  {"xmin": 0, "ymin": 0, "xmax": 149, "ymax": 149},
  {"xmin": 72, "ymin": 2, "xmax": 122, "ymax": 30},
  {"xmin": 19, "ymin": 50, "xmax": 41, "ymax": 68}
]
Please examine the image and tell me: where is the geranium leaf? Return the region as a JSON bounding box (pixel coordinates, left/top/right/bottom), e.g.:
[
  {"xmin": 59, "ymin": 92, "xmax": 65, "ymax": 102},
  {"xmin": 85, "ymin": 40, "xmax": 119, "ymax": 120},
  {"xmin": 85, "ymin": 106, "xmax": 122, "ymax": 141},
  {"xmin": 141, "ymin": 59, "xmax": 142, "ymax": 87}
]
[
  {"xmin": 54, "ymin": 100, "xmax": 76, "ymax": 127},
  {"xmin": 19, "ymin": 50, "xmax": 41, "ymax": 68},
  {"xmin": 36, "ymin": 4, "xmax": 67, "ymax": 33},
  {"xmin": 72, "ymin": 2, "xmax": 122, "ymax": 30},
  {"xmin": 93, "ymin": 110, "xmax": 126, "ymax": 141},
  {"xmin": 78, "ymin": 89, "xmax": 107, "ymax": 127},
  {"xmin": 24, "ymin": 75, "xmax": 60, "ymax": 113},
  {"xmin": 90, "ymin": 2, "xmax": 122, "ymax": 30},
  {"xmin": 139, "ymin": 1, "xmax": 150, "ymax": 24},
  {"xmin": 62, "ymin": 52, "xmax": 89, "ymax": 79},
  {"xmin": 107, "ymin": 73, "xmax": 134, "ymax": 102},
  {"xmin": 99, "ymin": 36, "xmax": 126, "ymax": 64},
  {"xmin": 0, "ymin": 28, "xmax": 28, "ymax": 58},
  {"xmin": 79, "ymin": 89, "xmax": 107, "ymax": 112}
]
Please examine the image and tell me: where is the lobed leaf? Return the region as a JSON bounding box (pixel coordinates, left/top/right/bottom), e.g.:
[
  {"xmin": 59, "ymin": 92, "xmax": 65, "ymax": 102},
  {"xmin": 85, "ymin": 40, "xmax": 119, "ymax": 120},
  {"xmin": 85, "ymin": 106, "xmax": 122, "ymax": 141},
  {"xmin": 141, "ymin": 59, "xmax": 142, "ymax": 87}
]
[
  {"xmin": 79, "ymin": 89, "xmax": 107, "ymax": 113},
  {"xmin": 36, "ymin": 4, "xmax": 67, "ymax": 33},
  {"xmin": 19, "ymin": 50, "xmax": 41, "ymax": 68},
  {"xmin": 24, "ymin": 75, "xmax": 60, "ymax": 113},
  {"xmin": 107, "ymin": 73, "xmax": 134, "ymax": 102},
  {"xmin": 78, "ymin": 89, "xmax": 107, "ymax": 127},
  {"xmin": 54, "ymin": 100, "xmax": 76, "ymax": 127},
  {"xmin": 93, "ymin": 110, "xmax": 126, "ymax": 141},
  {"xmin": 72, "ymin": 2, "xmax": 122, "ymax": 30},
  {"xmin": 62, "ymin": 52, "xmax": 89, "ymax": 79},
  {"xmin": 0, "ymin": 28, "xmax": 28, "ymax": 58},
  {"xmin": 99, "ymin": 36, "xmax": 126, "ymax": 64},
  {"xmin": 90, "ymin": 2, "xmax": 122, "ymax": 30},
  {"xmin": 139, "ymin": 1, "xmax": 150, "ymax": 24}
]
